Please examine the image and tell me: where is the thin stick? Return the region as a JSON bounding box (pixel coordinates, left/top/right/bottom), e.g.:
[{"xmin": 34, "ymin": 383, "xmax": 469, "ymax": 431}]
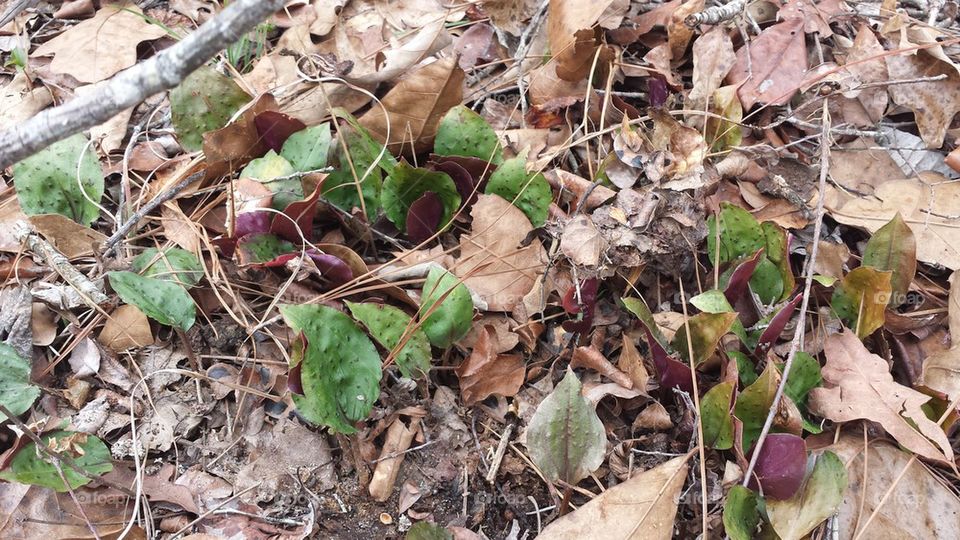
[
  {"xmin": 742, "ymin": 100, "xmax": 832, "ymax": 487},
  {"xmin": 0, "ymin": 0, "xmax": 287, "ymax": 168},
  {"xmin": 102, "ymin": 170, "xmax": 204, "ymax": 256},
  {"xmin": 678, "ymin": 278, "xmax": 710, "ymax": 539}
]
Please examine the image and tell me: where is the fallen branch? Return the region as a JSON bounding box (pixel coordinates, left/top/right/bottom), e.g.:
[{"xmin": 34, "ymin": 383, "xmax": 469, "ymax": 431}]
[{"xmin": 0, "ymin": 0, "xmax": 287, "ymax": 169}]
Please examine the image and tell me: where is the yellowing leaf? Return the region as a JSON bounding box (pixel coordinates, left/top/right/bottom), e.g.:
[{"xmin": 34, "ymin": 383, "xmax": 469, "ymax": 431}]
[{"xmin": 831, "ymin": 266, "xmax": 892, "ymax": 339}]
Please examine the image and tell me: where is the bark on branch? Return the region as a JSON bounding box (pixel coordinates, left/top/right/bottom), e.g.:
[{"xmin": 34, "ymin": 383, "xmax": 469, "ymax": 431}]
[{"xmin": 0, "ymin": 0, "xmax": 287, "ymax": 169}]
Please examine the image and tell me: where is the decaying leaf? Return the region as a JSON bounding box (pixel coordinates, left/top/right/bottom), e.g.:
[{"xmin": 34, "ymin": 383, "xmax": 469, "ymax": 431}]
[
  {"xmin": 826, "ymin": 173, "xmax": 960, "ymax": 270},
  {"xmin": 455, "ymin": 325, "xmax": 525, "ymax": 405},
  {"xmin": 33, "ymin": 5, "xmax": 168, "ymax": 83},
  {"xmin": 827, "ymin": 434, "xmax": 960, "ymax": 539}
]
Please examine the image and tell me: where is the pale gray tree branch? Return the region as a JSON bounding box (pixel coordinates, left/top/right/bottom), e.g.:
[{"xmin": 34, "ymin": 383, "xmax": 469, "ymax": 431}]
[{"xmin": 0, "ymin": 0, "xmax": 287, "ymax": 169}]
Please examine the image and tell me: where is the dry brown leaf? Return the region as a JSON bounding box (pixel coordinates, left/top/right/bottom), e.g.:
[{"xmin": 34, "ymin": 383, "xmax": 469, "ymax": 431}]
[
  {"xmin": 360, "ymin": 56, "xmax": 464, "ymax": 154},
  {"xmin": 824, "ymin": 434, "xmax": 960, "ymax": 540},
  {"xmin": 30, "ymin": 303, "xmax": 57, "ymax": 347},
  {"xmin": 560, "ymin": 215, "xmax": 607, "ymax": 268},
  {"xmin": 618, "ymin": 336, "xmax": 651, "ymax": 392},
  {"xmin": 538, "ymin": 454, "xmax": 689, "ymax": 538},
  {"xmin": 666, "ymin": 0, "xmax": 704, "ymax": 60},
  {"xmin": 0, "ymin": 72, "xmax": 52, "ymax": 125},
  {"xmin": 688, "ymin": 26, "xmax": 736, "ymax": 106},
  {"xmin": 808, "ymin": 330, "xmax": 954, "ymax": 465},
  {"xmin": 571, "ymin": 346, "xmax": 634, "ymax": 389},
  {"xmin": 33, "ymin": 5, "xmax": 168, "ymax": 83},
  {"xmin": 28, "ymin": 213, "xmax": 106, "ymax": 259},
  {"xmin": 352, "ymin": 18, "xmax": 453, "ymax": 85},
  {"xmin": 546, "ymin": 169, "xmax": 616, "ymax": 210},
  {"xmin": 482, "ymin": 0, "xmax": 540, "ymax": 35},
  {"xmin": 234, "ymin": 418, "xmax": 337, "ymax": 505},
  {"xmin": 837, "ymin": 25, "xmax": 888, "ymax": 126},
  {"xmin": 885, "ymin": 50, "xmax": 960, "ymax": 148},
  {"xmin": 369, "ymin": 416, "xmax": 420, "ymax": 502},
  {"xmin": 825, "ymin": 172, "xmax": 960, "ymax": 270},
  {"xmin": 100, "ymin": 304, "xmax": 154, "ymax": 352},
  {"xmin": 455, "ymin": 324, "xmax": 526, "ymax": 405},
  {"xmin": 455, "ymin": 194, "xmax": 547, "ymax": 312},
  {"xmin": 459, "ymin": 315, "xmax": 519, "ymax": 353},
  {"xmin": 547, "ymin": 0, "xmax": 615, "ymax": 82},
  {"xmin": 527, "ymin": 62, "xmax": 588, "ymax": 109},
  {"xmin": 633, "ymin": 401, "xmax": 673, "ymax": 431},
  {"xmin": 727, "ymin": 18, "xmax": 807, "ymax": 110}
]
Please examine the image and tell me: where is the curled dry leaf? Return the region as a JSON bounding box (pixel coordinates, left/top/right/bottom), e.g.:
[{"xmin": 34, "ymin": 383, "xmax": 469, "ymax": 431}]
[
  {"xmin": 369, "ymin": 416, "xmax": 420, "ymax": 502},
  {"xmin": 547, "ymin": 0, "xmax": 615, "ymax": 82},
  {"xmin": 455, "ymin": 194, "xmax": 547, "ymax": 312},
  {"xmin": 455, "ymin": 325, "xmax": 526, "ymax": 406},
  {"xmin": 921, "ymin": 272, "xmax": 960, "ymax": 401},
  {"xmin": 99, "ymin": 304, "xmax": 154, "ymax": 352},
  {"xmin": 360, "ymin": 56, "xmax": 464, "ymax": 155},
  {"xmin": 809, "ymin": 330, "xmax": 954, "ymax": 465},
  {"xmin": 571, "ymin": 346, "xmax": 633, "ymax": 389},
  {"xmin": 538, "ymin": 454, "xmax": 689, "ymax": 539}
]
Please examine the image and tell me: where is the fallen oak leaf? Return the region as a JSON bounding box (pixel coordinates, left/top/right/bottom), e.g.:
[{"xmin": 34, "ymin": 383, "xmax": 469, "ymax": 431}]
[
  {"xmin": 808, "ymin": 330, "xmax": 955, "ymax": 465},
  {"xmin": 727, "ymin": 17, "xmax": 807, "ymax": 110}
]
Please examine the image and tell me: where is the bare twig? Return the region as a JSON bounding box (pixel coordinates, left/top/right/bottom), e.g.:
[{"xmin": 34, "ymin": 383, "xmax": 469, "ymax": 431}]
[
  {"xmin": 102, "ymin": 170, "xmax": 204, "ymax": 256},
  {"xmin": 0, "ymin": 0, "xmax": 287, "ymax": 169},
  {"xmin": 742, "ymin": 100, "xmax": 832, "ymax": 488}
]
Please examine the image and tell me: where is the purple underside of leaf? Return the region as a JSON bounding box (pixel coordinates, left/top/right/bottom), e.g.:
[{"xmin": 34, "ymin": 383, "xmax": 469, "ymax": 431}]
[
  {"xmin": 562, "ymin": 278, "xmax": 599, "ymax": 334},
  {"xmin": 747, "ymin": 433, "xmax": 806, "ymax": 500},
  {"xmin": 642, "ymin": 327, "xmax": 693, "ymax": 393},
  {"xmin": 236, "ymin": 210, "xmax": 273, "ymax": 238},
  {"xmin": 255, "ymin": 111, "xmax": 307, "ymax": 153},
  {"xmin": 755, "ymin": 294, "xmax": 802, "ymax": 354},
  {"xmin": 288, "ymin": 361, "xmax": 304, "ymax": 395},
  {"xmin": 725, "ymin": 249, "xmax": 764, "ymax": 304},
  {"xmin": 430, "ymin": 160, "xmax": 477, "ymax": 206},
  {"xmin": 308, "ymin": 251, "xmax": 353, "ymax": 287},
  {"xmin": 648, "ymin": 76, "xmax": 669, "ymax": 108},
  {"xmin": 430, "ymin": 154, "xmax": 497, "ymax": 188},
  {"xmin": 406, "ymin": 191, "xmax": 444, "ymax": 243},
  {"xmin": 271, "ymin": 182, "xmax": 324, "ymax": 243}
]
